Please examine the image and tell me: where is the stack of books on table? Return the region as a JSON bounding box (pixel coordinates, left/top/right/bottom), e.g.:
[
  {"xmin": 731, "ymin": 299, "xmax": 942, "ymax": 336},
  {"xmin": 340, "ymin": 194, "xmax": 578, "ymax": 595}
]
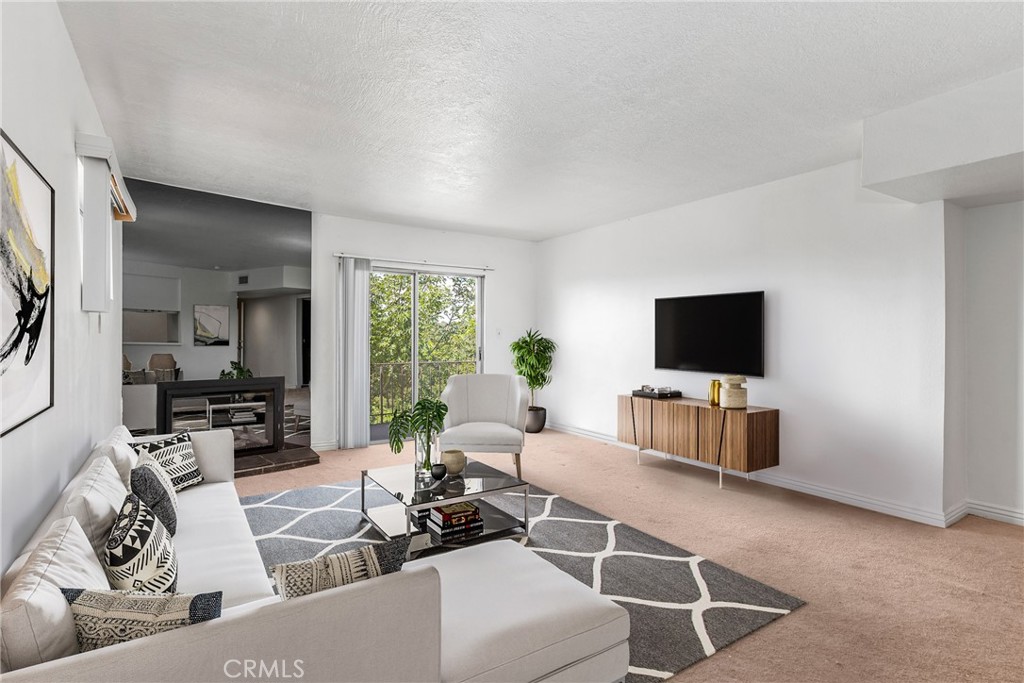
[{"xmin": 427, "ymin": 502, "xmax": 483, "ymax": 543}]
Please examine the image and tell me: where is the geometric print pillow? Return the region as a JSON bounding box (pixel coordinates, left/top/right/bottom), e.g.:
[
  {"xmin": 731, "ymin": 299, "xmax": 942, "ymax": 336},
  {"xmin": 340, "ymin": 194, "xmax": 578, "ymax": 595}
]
[
  {"xmin": 130, "ymin": 454, "xmax": 178, "ymax": 536},
  {"xmin": 132, "ymin": 432, "xmax": 203, "ymax": 492},
  {"xmin": 270, "ymin": 536, "xmax": 410, "ymax": 600},
  {"xmin": 59, "ymin": 588, "xmax": 222, "ymax": 652},
  {"xmin": 104, "ymin": 494, "xmax": 178, "ymax": 593}
]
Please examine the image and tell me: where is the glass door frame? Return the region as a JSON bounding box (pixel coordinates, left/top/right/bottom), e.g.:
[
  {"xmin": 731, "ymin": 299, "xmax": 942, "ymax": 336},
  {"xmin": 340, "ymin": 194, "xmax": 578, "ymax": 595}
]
[{"xmin": 369, "ymin": 266, "xmax": 484, "ymax": 439}]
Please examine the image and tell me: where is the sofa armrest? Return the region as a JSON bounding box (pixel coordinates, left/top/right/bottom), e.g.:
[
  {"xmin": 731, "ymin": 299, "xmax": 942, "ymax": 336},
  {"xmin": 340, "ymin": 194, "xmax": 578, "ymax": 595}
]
[
  {"xmin": 1, "ymin": 565, "xmax": 442, "ymax": 683},
  {"xmin": 189, "ymin": 429, "xmax": 235, "ymax": 483}
]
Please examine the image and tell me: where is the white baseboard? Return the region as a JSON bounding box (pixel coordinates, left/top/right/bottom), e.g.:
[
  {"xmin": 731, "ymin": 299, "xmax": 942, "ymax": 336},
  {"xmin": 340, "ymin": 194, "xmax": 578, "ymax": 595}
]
[
  {"xmin": 547, "ymin": 423, "xmax": 618, "ymax": 444},
  {"xmin": 311, "ymin": 440, "xmax": 338, "ymax": 452},
  {"xmin": 944, "ymin": 501, "xmax": 970, "ymax": 527},
  {"xmin": 748, "ymin": 470, "xmax": 949, "ymax": 527},
  {"xmin": 966, "ymin": 499, "xmax": 1024, "ymax": 526},
  {"xmin": 548, "ymin": 423, "xmax": 951, "ymax": 527}
]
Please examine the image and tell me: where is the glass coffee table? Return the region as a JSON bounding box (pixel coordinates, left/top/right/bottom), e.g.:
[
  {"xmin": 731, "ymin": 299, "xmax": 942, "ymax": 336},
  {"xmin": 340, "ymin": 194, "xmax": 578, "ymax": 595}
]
[{"xmin": 360, "ymin": 459, "xmax": 530, "ymax": 557}]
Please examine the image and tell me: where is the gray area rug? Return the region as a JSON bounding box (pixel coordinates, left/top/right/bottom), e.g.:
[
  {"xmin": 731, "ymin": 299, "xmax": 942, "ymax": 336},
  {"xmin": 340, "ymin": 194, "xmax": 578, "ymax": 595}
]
[{"xmin": 241, "ymin": 481, "xmax": 803, "ymax": 682}]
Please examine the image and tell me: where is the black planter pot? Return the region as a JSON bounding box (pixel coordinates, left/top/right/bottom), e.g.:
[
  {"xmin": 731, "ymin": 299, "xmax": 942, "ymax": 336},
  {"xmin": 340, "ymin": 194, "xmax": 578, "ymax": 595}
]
[{"xmin": 525, "ymin": 406, "xmax": 547, "ymax": 433}]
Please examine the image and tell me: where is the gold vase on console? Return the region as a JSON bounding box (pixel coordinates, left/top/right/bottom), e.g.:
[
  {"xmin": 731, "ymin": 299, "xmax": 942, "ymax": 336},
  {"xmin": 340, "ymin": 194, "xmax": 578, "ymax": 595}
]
[{"xmin": 708, "ymin": 379, "xmax": 721, "ymax": 407}]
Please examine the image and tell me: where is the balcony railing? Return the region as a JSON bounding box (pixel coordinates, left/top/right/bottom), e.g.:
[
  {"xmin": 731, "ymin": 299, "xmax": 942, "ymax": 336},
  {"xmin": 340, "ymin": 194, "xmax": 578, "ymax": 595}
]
[{"xmin": 370, "ymin": 360, "xmax": 477, "ymax": 425}]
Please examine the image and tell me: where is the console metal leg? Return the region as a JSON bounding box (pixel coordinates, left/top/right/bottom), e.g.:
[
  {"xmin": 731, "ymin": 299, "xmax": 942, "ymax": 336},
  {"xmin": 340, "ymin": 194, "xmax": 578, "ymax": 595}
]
[{"xmin": 719, "ymin": 466, "xmax": 723, "ymax": 489}]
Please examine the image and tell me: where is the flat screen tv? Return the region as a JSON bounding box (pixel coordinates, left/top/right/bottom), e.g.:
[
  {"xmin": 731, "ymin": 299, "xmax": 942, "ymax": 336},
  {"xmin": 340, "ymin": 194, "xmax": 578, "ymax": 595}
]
[{"xmin": 655, "ymin": 291, "xmax": 764, "ymax": 377}]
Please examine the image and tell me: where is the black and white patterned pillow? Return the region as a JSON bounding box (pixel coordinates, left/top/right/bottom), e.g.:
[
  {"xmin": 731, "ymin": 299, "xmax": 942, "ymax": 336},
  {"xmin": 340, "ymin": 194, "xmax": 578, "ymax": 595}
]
[
  {"xmin": 270, "ymin": 537, "xmax": 410, "ymax": 600},
  {"xmin": 132, "ymin": 432, "xmax": 203, "ymax": 492},
  {"xmin": 60, "ymin": 588, "xmax": 222, "ymax": 652},
  {"xmin": 130, "ymin": 454, "xmax": 178, "ymax": 535},
  {"xmin": 105, "ymin": 494, "xmax": 178, "ymax": 593}
]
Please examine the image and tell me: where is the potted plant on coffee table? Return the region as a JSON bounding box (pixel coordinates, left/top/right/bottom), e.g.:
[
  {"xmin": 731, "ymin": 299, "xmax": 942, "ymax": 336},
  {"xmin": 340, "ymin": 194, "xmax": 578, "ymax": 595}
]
[
  {"xmin": 388, "ymin": 398, "xmax": 449, "ymax": 476},
  {"xmin": 510, "ymin": 329, "xmax": 557, "ymax": 433}
]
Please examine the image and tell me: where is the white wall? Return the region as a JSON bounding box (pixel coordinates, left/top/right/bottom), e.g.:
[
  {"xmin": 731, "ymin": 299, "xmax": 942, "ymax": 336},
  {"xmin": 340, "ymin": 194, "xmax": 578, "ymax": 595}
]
[
  {"xmin": 964, "ymin": 201, "xmax": 1023, "ymax": 523},
  {"xmin": 311, "ymin": 215, "xmax": 537, "ymax": 450},
  {"xmin": 0, "ymin": 2, "xmax": 122, "ymax": 570},
  {"xmin": 244, "ymin": 294, "xmax": 304, "ymax": 387},
  {"xmin": 122, "ymin": 261, "xmax": 238, "ymax": 380},
  {"xmin": 537, "ymin": 160, "xmax": 953, "ymax": 525}
]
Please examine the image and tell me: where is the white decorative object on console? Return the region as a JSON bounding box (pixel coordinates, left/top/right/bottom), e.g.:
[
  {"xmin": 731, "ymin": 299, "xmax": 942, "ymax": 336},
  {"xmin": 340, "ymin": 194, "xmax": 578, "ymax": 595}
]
[{"xmin": 720, "ymin": 375, "xmax": 748, "ymax": 409}]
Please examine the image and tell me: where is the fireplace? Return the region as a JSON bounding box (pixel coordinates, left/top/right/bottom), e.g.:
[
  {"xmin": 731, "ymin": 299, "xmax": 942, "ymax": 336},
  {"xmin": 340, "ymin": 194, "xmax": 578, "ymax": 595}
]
[{"xmin": 156, "ymin": 377, "xmax": 285, "ymax": 456}]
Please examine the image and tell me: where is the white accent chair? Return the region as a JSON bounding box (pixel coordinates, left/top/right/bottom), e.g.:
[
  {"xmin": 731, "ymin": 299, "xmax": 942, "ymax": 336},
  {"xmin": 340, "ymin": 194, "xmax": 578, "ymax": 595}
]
[{"xmin": 438, "ymin": 374, "xmax": 529, "ymax": 479}]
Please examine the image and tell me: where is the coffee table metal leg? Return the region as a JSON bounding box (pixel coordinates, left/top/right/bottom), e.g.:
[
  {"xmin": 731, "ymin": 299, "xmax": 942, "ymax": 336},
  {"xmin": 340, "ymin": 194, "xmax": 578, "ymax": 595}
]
[
  {"xmin": 523, "ymin": 484, "xmax": 530, "ymax": 537},
  {"xmin": 360, "ymin": 471, "xmax": 365, "ymax": 517}
]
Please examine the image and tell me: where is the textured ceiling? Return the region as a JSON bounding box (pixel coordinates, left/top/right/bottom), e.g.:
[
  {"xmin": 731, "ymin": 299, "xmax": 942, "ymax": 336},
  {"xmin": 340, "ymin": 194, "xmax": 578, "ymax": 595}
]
[
  {"xmin": 60, "ymin": 2, "xmax": 1023, "ymax": 241},
  {"xmin": 122, "ymin": 179, "xmax": 311, "ymax": 271}
]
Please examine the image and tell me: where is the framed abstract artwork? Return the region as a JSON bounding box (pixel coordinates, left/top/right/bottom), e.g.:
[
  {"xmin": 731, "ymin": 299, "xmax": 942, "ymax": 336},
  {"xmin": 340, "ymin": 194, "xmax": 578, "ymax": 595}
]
[
  {"xmin": 1, "ymin": 130, "xmax": 55, "ymax": 436},
  {"xmin": 194, "ymin": 304, "xmax": 229, "ymax": 346}
]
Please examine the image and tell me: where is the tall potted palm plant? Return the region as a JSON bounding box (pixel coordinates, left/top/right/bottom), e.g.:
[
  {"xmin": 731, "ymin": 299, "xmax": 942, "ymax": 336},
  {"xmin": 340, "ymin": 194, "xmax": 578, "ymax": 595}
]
[
  {"xmin": 510, "ymin": 329, "xmax": 557, "ymax": 433},
  {"xmin": 388, "ymin": 398, "xmax": 448, "ymax": 475}
]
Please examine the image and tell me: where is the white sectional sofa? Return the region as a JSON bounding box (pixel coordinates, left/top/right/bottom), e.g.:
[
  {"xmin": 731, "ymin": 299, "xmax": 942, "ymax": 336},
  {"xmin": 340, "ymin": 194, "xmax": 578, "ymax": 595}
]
[{"xmin": 1, "ymin": 427, "xmax": 629, "ymax": 682}]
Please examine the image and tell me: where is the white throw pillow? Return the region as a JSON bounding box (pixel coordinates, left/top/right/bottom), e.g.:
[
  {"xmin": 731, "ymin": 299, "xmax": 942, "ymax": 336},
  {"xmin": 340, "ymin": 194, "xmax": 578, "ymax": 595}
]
[
  {"xmin": 0, "ymin": 518, "xmax": 109, "ymax": 672},
  {"xmin": 92, "ymin": 427, "xmax": 138, "ymax": 488},
  {"xmin": 62, "ymin": 458, "xmax": 128, "ymax": 559}
]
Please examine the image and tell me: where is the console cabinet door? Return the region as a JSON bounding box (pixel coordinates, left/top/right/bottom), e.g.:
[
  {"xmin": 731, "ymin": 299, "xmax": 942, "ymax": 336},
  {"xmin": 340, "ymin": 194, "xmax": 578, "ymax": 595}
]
[
  {"xmin": 668, "ymin": 403, "xmax": 699, "ymax": 459},
  {"xmin": 651, "ymin": 401, "xmax": 674, "ymax": 453},
  {"xmin": 720, "ymin": 411, "xmax": 749, "ymax": 472},
  {"xmin": 617, "ymin": 396, "xmax": 653, "ymax": 449},
  {"xmin": 617, "ymin": 396, "xmax": 635, "ymax": 445},
  {"xmin": 697, "ymin": 408, "xmax": 726, "ymax": 465}
]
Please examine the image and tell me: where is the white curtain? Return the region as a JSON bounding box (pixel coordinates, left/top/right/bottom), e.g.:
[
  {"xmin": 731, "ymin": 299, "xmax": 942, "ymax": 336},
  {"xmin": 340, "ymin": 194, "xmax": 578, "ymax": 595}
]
[{"xmin": 338, "ymin": 257, "xmax": 371, "ymax": 448}]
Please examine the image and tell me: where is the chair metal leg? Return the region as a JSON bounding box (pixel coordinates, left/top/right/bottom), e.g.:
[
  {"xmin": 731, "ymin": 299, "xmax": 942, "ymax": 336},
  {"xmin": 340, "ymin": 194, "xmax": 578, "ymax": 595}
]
[{"xmin": 513, "ymin": 453, "xmax": 522, "ymax": 480}]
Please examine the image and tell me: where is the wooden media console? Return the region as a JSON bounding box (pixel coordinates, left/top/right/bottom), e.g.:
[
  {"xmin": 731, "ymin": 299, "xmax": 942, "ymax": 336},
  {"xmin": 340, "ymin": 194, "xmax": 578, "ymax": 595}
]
[{"xmin": 617, "ymin": 395, "xmax": 779, "ymax": 483}]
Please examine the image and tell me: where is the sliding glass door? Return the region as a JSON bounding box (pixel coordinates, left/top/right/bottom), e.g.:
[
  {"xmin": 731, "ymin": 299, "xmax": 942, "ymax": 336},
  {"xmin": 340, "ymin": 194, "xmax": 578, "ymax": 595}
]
[{"xmin": 369, "ymin": 270, "xmax": 480, "ymax": 442}]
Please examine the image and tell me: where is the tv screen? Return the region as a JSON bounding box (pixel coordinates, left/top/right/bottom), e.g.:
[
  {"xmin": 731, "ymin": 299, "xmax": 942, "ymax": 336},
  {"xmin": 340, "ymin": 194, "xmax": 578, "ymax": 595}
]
[{"xmin": 655, "ymin": 291, "xmax": 764, "ymax": 377}]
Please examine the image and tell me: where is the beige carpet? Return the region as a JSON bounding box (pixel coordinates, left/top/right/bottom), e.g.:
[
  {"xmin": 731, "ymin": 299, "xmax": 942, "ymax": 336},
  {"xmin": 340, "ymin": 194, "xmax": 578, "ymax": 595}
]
[{"xmin": 235, "ymin": 430, "xmax": 1024, "ymax": 683}]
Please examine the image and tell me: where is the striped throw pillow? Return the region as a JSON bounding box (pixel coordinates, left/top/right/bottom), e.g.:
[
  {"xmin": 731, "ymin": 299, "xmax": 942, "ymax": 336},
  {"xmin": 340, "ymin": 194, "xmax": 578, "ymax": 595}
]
[{"xmin": 132, "ymin": 432, "xmax": 203, "ymax": 492}]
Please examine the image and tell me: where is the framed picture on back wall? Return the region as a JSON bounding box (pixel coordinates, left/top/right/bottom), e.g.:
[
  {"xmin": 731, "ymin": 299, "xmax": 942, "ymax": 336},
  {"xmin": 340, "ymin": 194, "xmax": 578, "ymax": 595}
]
[
  {"xmin": 1, "ymin": 129, "xmax": 55, "ymax": 436},
  {"xmin": 194, "ymin": 304, "xmax": 230, "ymax": 346}
]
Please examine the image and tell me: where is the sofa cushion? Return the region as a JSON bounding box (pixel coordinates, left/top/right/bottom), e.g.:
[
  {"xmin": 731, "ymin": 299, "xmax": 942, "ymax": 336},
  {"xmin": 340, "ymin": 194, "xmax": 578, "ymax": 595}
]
[
  {"xmin": 270, "ymin": 537, "xmax": 410, "ymax": 600},
  {"xmin": 62, "ymin": 457, "xmax": 128, "ymax": 559},
  {"xmin": 0, "ymin": 518, "xmax": 109, "ymax": 672},
  {"xmin": 439, "ymin": 422, "xmax": 525, "ymax": 449},
  {"xmin": 188, "ymin": 429, "xmax": 236, "ymax": 483},
  {"xmin": 174, "ymin": 482, "xmax": 276, "ymax": 608},
  {"xmin": 105, "ymin": 494, "xmax": 178, "ymax": 593},
  {"xmin": 92, "ymin": 426, "xmax": 138, "ymax": 488},
  {"xmin": 133, "ymin": 432, "xmax": 204, "ymax": 492},
  {"xmin": 61, "ymin": 588, "xmax": 222, "ymax": 652},
  {"xmin": 410, "ymin": 540, "xmax": 630, "ymax": 683}
]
